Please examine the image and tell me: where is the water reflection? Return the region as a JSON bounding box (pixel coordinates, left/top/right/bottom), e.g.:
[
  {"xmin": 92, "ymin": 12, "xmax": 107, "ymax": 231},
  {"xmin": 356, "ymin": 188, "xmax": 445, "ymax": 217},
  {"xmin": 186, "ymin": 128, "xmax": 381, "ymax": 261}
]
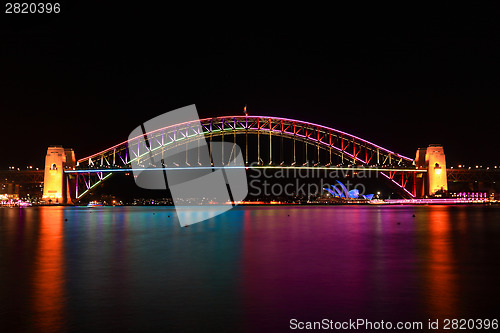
[
  {"xmin": 240, "ymin": 207, "xmax": 424, "ymax": 330},
  {"xmin": 422, "ymin": 207, "xmax": 458, "ymax": 318},
  {"xmin": 239, "ymin": 206, "xmax": 477, "ymax": 331},
  {"xmin": 32, "ymin": 207, "xmax": 67, "ymax": 332},
  {"xmin": 0, "ymin": 205, "xmax": 499, "ymax": 332}
]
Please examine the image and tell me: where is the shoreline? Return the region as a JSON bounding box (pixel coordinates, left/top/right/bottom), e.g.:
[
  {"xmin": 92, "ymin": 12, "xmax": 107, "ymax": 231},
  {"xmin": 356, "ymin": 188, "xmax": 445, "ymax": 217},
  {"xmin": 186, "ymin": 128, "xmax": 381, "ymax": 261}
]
[{"xmin": 15, "ymin": 201, "xmax": 497, "ymax": 208}]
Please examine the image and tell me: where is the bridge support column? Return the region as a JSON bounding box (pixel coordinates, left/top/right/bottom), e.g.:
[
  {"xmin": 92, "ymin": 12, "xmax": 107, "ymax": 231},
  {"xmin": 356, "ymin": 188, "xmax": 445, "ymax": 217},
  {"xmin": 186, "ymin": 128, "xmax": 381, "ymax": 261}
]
[
  {"xmin": 415, "ymin": 144, "xmax": 448, "ymax": 197},
  {"xmin": 42, "ymin": 146, "xmax": 76, "ymax": 204}
]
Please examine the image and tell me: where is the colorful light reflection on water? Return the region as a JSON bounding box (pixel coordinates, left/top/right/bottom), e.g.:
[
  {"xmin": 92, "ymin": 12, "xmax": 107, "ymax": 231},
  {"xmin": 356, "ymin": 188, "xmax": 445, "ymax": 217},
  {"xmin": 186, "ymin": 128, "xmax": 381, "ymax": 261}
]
[{"xmin": 1, "ymin": 205, "xmax": 500, "ymax": 332}]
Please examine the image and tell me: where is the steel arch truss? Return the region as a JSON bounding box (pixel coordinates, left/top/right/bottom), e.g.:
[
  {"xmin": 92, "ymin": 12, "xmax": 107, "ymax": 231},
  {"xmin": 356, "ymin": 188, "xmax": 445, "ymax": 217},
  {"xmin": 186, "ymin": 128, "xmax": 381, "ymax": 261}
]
[
  {"xmin": 78, "ymin": 116, "xmax": 415, "ymax": 168},
  {"xmin": 74, "ymin": 115, "xmax": 419, "ymax": 199},
  {"xmin": 74, "ymin": 171, "xmax": 113, "ymax": 199}
]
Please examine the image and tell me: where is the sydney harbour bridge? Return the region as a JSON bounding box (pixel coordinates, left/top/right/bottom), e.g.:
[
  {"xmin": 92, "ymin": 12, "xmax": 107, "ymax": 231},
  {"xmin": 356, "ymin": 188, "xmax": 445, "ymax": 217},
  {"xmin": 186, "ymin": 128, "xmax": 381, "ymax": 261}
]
[{"xmin": 22, "ymin": 114, "xmax": 497, "ymax": 204}]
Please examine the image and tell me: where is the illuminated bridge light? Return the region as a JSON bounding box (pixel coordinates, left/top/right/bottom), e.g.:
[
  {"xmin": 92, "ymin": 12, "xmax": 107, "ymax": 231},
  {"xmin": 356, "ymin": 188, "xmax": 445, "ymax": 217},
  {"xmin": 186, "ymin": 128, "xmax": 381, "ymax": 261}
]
[{"xmin": 65, "ymin": 115, "xmax": 437, "ymax": 201}]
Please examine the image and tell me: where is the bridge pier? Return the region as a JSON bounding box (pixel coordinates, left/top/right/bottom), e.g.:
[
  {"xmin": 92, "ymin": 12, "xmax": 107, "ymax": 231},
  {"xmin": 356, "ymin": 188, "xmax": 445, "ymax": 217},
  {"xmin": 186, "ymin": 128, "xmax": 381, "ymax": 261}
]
[
  {"xmin": 415, "ymin": 144, "xmax": 448, "ymax": 197},
  {"xmin": 42, "ymin": 146, "xmax": 76, "ymax": 204}
]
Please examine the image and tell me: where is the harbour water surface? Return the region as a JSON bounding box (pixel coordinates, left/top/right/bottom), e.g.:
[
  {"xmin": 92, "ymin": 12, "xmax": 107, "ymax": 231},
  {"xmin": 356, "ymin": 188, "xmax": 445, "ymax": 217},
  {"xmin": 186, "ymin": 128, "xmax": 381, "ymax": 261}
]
[{"xmin": 1, "ymin": 205, "xmax": 500, "ymax": 332}]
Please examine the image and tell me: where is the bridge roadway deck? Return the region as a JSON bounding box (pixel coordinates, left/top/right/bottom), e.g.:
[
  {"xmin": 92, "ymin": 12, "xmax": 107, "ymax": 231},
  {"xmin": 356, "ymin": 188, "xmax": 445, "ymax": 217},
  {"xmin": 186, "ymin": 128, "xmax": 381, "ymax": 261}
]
[{"xmin": 65, "ymin": 166, "xmax": 427, "ymax": 173}]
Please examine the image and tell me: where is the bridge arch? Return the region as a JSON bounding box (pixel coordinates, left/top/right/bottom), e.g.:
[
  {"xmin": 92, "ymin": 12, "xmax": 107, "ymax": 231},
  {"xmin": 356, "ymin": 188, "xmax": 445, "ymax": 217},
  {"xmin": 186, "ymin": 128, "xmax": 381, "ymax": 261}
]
[
  {"xmin": 78, "ymin": 116, "xmax": 414, "ymax": 167},
  {"xmin": 71, "ymin": 115, "xmax": 419, "ymax": 199}
]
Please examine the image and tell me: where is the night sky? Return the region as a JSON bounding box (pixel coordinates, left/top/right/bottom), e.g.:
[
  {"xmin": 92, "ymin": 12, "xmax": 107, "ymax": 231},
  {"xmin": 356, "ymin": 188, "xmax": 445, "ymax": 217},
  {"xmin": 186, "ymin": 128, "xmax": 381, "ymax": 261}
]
[{"xmin": 1, "ymin": 4, "xmax": 499, "ymax": 168}]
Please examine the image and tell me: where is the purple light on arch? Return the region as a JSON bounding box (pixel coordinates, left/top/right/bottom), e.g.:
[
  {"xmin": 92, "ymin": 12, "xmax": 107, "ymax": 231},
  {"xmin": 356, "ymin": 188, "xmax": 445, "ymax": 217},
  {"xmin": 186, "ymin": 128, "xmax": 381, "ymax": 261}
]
[{"xmin": 78, "ymin": 115, "xmax": 415, "ymax": 163}]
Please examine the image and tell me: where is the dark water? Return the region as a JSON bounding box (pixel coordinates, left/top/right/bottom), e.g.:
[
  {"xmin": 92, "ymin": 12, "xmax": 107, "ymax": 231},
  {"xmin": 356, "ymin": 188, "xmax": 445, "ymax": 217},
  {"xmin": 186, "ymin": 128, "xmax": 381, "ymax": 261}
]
[{"xmin": 1, "ymin": 205, "xmax": 500, "ymax": 332}]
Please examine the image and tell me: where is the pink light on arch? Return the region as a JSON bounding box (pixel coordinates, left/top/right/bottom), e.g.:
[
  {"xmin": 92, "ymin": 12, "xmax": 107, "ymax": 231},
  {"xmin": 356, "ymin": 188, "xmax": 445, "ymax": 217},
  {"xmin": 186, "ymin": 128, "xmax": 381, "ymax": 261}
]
[{"xmin": 78, "ymin": 115, "xmax": 415, "ymax": 163}]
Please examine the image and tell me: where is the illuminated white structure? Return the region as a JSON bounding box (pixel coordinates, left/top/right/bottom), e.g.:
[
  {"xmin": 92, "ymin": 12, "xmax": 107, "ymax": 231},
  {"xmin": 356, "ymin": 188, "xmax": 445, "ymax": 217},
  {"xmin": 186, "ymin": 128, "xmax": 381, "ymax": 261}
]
[
  {"xmin": 42, "ymin": 146, "xmax": 75, "ymax": 204},
  {"xmin": 415, "ymin": 144, "xmax": 448, "ymax": 196},
  {"xmin": 426, "ymin": 144, "xmax": 448, "ymax": 196}
]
